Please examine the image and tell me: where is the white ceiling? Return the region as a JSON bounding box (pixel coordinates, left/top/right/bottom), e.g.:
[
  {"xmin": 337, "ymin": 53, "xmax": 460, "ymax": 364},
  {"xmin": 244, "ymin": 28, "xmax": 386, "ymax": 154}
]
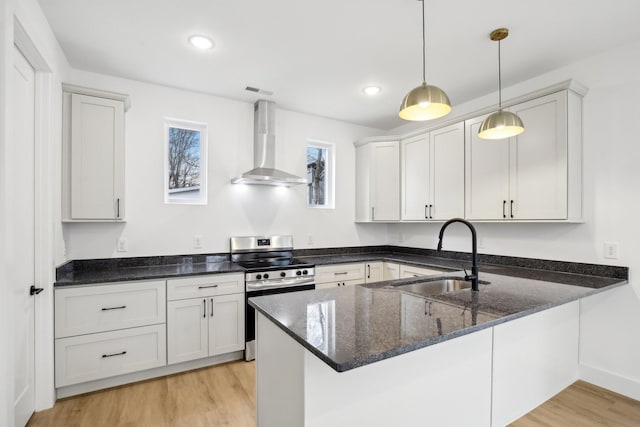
[{"xmin": 38, "ymin": 0, "xmax": 640, "ymax": 130}]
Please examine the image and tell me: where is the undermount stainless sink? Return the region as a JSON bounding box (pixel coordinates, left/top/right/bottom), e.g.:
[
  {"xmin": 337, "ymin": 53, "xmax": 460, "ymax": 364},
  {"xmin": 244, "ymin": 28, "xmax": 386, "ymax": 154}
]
[{"xmin": 392, "ymin": 277, "xmax": 490, "ymax": 297}]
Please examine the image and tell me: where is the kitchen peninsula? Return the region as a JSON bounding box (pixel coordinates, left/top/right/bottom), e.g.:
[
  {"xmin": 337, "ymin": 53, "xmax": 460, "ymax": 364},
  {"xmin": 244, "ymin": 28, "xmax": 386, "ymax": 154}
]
[{"xmin": 249, "ymin": 260, "xmax": 626, "ymax": 427}]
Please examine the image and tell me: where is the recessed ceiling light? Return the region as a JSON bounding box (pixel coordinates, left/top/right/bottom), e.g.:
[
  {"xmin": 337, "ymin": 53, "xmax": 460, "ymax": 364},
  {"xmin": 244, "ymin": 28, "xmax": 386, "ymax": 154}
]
[
  {"xmin": 188, "ymin": 35, "xmax": 214, "ymax": 50},
  {"xmin": 363, "ymin": 86, "xmax": 381, "ymax": 96}
]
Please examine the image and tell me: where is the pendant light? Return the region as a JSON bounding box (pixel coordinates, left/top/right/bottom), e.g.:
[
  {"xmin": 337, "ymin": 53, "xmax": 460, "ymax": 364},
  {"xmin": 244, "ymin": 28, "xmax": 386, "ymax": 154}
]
[
  {"xmin": 399, "ymin": 0, "xmax": 451, "ymax": 121},
  {"xmin": 478, "ymin": 28, "xmax": 524, "ymax": 139}
]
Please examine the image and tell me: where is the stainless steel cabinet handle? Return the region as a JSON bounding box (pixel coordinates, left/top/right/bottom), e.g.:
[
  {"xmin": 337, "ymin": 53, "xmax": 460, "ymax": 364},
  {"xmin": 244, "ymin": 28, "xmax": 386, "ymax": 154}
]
[
  {"xmin": 102, "ymin": 351, "xmax": 126, "ymax": 358},
  {"xmin": 116, "ymin": 198, "xmax": 120, "ymax": 218},
  {"xmin": 502, "ymin": 200, "xmax": 506, "ymax": 218},
  {"xmin": 372, "ymin": 207, "xmax": 375, "ymax": 220},
  {"xmin": 425, "ymin": 205, "xmax": 428, "ymax": 219},
  {"xmin": 334, "ymin": 272, "xmax": 348, "ymax": 275},
  {"xmin": 510, "ymin": 200, "xmax": 514, "ymax": 218},
  {"xmin": 203, "ymin": 299, "xmax": 206, "ymax": 318},
  {"xmin": 101, "ymin": 305, "xmax": 126, "ymax": 311},
  {"xmin": 429, "ymin": 204, "xmax": 433, "ymax": 219},
  {"xmin": 367, "ymin": 264, "xmax": 371, "ymax": 278},
  {"xmin": 198, "ymin": 284, "xmax": 219, "ymax": 289},
  {"xmin": 210, "ymin": 298, "xmax": 214, "ymax": 317}
]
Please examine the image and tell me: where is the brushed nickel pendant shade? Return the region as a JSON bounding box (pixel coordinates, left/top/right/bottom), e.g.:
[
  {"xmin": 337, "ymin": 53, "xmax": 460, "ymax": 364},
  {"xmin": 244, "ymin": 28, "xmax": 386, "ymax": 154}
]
[
  {"xmin": 399, "ymin": 0, "xmax": 451, "ymax": 121},
  {"xmin": 478, "ymin": 28, "xmax": 524, "ymax": 139}
]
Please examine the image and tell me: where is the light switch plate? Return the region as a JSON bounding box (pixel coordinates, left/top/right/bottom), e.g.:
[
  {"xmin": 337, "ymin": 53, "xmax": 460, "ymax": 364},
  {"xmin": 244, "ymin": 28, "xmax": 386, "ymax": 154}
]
[{"xmin": 193, "ymin": 235, "xmax": 203, "ymax": 249}]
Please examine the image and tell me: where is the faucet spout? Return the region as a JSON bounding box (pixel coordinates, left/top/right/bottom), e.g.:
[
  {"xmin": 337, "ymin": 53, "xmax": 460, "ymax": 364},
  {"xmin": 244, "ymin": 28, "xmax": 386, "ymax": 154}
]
[{"xmin": 437, "ymin": 218, "xmax": 479, "ymax": 291}]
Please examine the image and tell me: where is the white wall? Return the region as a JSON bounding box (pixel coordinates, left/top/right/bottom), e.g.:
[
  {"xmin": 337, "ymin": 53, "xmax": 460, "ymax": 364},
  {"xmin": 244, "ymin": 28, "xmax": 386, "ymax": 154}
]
[
  {"xmin": 59, "ymin": 71, "xmax": 385, "ymax": 261},
  {"xmin": 387, "ymin": 39, "xmax": 640, "ymax": 398}
]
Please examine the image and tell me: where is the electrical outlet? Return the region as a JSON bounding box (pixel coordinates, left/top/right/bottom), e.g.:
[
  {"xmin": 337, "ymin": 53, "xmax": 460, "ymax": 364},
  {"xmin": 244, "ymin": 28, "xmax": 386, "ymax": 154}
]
[
  {"xmin": 116, "ymin": 237, "xmax": 128, "ymax": 252},
  {"xmin": 604, "ymin": 242, "xmax": 618, "ymax": 259},
  {"xmin": 193, "ymin": 235, "xmax": 203, "ymax": 249},
  {"xmin": 307, "ymin": 234, "xmax": 314, "ymax": 245}
]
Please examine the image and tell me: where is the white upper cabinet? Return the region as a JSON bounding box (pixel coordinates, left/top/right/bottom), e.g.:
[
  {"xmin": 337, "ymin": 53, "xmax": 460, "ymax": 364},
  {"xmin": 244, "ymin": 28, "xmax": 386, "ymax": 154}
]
[
  {"xmin": 465, "ymin": 90, "xmax": 582, "ymax": 221},
  {"xmin": 62, "ymin": 84, "xmax": 129, "ymax": 222},
  {"xmin": 401, "ymin": 123, "xmax": 464, "ymax": 221},
  {"xmin": 356, "ymin": 81, "xmax": 584, "ymax": 223},
  {"xmin": 356, "ymin": 139, "xmax": 400, "ymax": 221}
]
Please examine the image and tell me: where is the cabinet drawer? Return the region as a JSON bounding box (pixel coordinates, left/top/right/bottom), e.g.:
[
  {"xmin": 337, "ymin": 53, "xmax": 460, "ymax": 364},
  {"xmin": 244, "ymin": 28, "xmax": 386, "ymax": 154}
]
[
  {"xmin": 399, "ymin": 265, "xmax": 446, "ymax": 279},
  {"xmin": 316, "ymin": 263, "xmax": 365, "ymax": 284},
  {"xmin": 167, "ymin": 273, "xmax": 244, "ymax": 300},
  {"xmin": 316, "ymin": 279, "xmax": 361, "ymax": 289},
  {"xmin": 55, "ymin": 324, "xmax": 166, "ymax": 387},
  {"xmin": 55, "ymin": 280, "xmax": 166, "ymax": 338}
]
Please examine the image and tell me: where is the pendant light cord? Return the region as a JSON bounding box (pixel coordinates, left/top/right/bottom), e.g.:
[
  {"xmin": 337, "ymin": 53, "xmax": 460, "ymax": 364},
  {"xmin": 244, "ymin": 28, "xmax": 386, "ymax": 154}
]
[
  {"xmin": 498, "ymin": 38, "xmax": 502, "ymax": 109},
  {"xmin": 421, "ymin": 0, "xmax": 426, "ymax": 83}
]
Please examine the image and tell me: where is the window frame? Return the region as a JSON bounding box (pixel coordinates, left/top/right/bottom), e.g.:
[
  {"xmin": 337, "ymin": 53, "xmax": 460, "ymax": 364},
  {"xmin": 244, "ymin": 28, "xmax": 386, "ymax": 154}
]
[
  {"xmin": 163, "ymin": 117, "xmax": 208, "ymax": 205},
  {"xmin": 306, "ymin": 139, "xmax": 335, "ymax": 209}
]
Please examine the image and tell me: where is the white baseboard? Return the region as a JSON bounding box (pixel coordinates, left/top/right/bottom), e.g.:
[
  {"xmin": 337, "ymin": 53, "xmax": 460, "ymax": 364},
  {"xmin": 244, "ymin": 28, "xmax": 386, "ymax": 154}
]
[
  {"xmin": 580, "ymin": 364, "xmax": 640, "ymax": 400},
  {"xmin": 55, "ymin": 351, "xmax": 244, "ymax": 399}
]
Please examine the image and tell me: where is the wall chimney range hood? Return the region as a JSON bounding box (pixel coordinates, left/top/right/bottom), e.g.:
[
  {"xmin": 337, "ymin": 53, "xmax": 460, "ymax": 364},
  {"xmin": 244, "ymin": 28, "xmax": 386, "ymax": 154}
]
[{"xmin": 231, "ymin": 100, "xmax": 307, "ymax": 187}]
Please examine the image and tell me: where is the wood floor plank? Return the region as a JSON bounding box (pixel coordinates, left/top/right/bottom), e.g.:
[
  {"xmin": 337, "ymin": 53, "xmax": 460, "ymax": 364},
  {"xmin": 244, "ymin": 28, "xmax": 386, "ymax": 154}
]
[
  {"xmin": 27, "ymin": 361, "xmax": 256, "ymax": 427},
  {"xmin": 28, "ymin": 364, "xmax": 640, "ymax": 427},
  {"xmin": 510, "ymin": 380, "xmax": 640, "ymax": 427}
]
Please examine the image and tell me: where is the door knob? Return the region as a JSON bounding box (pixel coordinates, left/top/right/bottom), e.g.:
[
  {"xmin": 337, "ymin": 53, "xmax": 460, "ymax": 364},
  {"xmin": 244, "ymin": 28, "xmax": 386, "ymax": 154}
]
[{"xmin": 30, "ymin": 285, "xmax": 44, "ymax": 296}]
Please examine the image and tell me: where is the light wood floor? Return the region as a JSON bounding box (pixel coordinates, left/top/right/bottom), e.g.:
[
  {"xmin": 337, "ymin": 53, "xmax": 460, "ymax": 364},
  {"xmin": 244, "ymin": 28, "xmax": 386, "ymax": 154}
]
[
  {"xmin": 29, "ymin": 362, "xmax": 640, "ymax": 427},
  {"xmin": 510, "ymin": 380, "xmax": 640, "ymax": 426},
  {"xmin": 28, "ymin": 361, "xmax": 256, "ymax": 427}
]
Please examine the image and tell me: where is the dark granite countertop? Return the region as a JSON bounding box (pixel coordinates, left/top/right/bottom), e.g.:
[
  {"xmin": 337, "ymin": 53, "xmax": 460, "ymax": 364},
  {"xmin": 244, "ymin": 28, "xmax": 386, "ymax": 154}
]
[
  {"xmin": 55, "ymin": 259, "xmax": 244, "ymax": 286},
  {"xmin": 55, "ymin": 246, "xmax": 628, "ymax": 290},
  {"xmin": 249, "ymin": 268, "xmax": 627, "ymax": 372}
]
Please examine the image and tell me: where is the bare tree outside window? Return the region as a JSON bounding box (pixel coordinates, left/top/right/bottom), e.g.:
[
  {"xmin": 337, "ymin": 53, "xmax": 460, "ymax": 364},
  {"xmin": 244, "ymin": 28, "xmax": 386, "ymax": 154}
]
[
  {"xmin": 168, "ymin": 127, "xmax": 200, "ymax": 190},
  {"xmin": 307, "ymin": 146, "xmax": 326, "ymax": 205},
  {"xmin": 164, "ymin": 118, "xmax": 208, "ymax": 204},
  {"xmin": 307, "ymin": 141, "xmax": 334, "ymax": 208}
]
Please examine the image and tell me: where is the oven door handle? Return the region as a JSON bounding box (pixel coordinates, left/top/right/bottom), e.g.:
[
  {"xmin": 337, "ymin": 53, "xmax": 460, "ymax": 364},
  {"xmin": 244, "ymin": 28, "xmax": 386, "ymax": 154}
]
[{"xmin": 247, "ymin": 277, "xmax": 315, "ymax": 291}]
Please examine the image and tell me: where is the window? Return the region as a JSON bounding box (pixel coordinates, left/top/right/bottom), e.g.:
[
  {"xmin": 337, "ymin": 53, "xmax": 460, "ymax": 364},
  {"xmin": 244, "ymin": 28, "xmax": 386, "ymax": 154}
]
[
  {"xmin": 164, "ymin": 118, "xmax": 207, "ymax": 204},
  {"xmin": 307, "ymin": 140, "xmax": 335, "ymax": 208}
]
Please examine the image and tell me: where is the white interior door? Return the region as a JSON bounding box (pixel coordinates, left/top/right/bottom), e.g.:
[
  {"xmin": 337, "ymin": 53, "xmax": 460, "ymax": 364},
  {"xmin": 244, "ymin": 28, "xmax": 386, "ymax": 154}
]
[{"xmin": 10, "ymin": 46, "xmax": 36, "ymax": 427}]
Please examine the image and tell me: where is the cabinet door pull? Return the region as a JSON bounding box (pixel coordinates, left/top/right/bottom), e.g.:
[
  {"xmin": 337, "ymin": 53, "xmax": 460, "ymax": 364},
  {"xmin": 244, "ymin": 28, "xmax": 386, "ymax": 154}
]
[
  {"xmin": 429, "ymin": 204, "xmax": 433, "ymax": 219},
  {"xmin": 116, "ymin": 198, "xmax": 120, "ymax": 218},
  {"xmin": 102, "ymin": 351, "xmax": 126, "ymax": 358},
  {"xmin": 367, "ymin": 264, "xmax": 371, "ymax": 278},
  {"xmin": 210, "ymin": 298, "xmax": 214, "ymax": 317},
  {"xmin": 334, "ymin": 272, "xmax": 348, "ymax": 275},
  {"xmin": 502, "ymin": 200, "xmax": 507, "ymax": 218},
  {"xmin": 101, "ymin": 305, "xmax": 126, "ymax": 311},
  {"xmin": 510, "ymin": 200, "xmax": 514, "ymax": 218},
  {"xmin": 203, "ymin": 299, "xmax": 206, "ymax": 318},
  {"xmin": 425, "ymin": 205, "xmax": 428, "ymax": 219},
  {"xmin": 372, "ymin": 207, "xmax": 375, "ymax": 220},
  {"xmin": 198, "ymin": 284, "xmax": 219, "ymax": 289}
]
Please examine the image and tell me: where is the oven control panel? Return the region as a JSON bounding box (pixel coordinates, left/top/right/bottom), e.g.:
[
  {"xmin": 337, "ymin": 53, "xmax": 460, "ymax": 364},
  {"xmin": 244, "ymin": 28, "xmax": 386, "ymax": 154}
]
[{"xmin": 246, "ymin": 267, "xmax": 315, "ymax": 283}]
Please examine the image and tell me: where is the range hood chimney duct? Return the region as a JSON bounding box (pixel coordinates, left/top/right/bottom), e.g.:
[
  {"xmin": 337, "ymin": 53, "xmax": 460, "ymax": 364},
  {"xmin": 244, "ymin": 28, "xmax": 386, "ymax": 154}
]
[{"xmin": 231, "ymin": 100, "xmax": 307, "ymax": 186}]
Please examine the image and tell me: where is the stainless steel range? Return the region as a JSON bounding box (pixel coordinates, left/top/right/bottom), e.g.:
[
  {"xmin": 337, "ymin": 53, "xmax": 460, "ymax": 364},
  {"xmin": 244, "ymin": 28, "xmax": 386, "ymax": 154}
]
[{"xmin": 231, "ymin": 235, "xmax": 315, "ymax": 361}]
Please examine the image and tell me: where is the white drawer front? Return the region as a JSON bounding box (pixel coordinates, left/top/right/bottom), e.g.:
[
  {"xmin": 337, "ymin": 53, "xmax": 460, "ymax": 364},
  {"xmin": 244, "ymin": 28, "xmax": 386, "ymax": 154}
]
[
  {"xmin": 315, "ymin": 263, "xmax": 365, "ymax": 284},
  {"xmin": 315, "ymin": 279, "xmax": 362, "ymax": 289},
  {"xmin": 167, "ymin": 273, "xmax": 244, "ymax": 300},
  {"xmin": 55, "ymin": 280, "xmax": 166, "ymax": 338},
  {"xmin": 399, "ymin": 265, "xmax": 446, "ymax": 278},
  {"xmin": 55, "ymin": 324, "xmax": 167, "ymax": 387}
]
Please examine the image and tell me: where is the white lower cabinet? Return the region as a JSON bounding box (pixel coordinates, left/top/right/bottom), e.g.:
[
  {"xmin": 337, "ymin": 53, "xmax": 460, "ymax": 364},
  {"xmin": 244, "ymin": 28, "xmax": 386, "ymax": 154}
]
[
  {"xmin": 383, "ymin": 262, "xmax": 400, "ymax": 280},
  {"xmin": 315, "ymin": 263, "xmax": 366, "ymax": 289},
  {"xmin": 55, "ymin": 324, "xmax": 166, "ymax": 387},
  {"xmin": 54, "ymin": 280, "xmax": 167, "ymax": 388},
  {"xmin": 166, "ymin": 274, "xmax": 245, "ymax": 365},
  {"xmin": 364, "ymin": 262, "xmax": 384, "ymax": 283},
  {"xmin": 399, "ymin": 264, "xmax": 446, "ymax": 278}
]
